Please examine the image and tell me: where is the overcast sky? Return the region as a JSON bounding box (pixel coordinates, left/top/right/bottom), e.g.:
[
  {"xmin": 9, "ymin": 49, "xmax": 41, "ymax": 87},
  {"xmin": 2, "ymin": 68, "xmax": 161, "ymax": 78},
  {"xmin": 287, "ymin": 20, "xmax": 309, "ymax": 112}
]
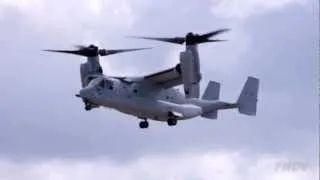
[{"xmin": 0, "ymin": 0, "xmax": 318, "ymax": 179}]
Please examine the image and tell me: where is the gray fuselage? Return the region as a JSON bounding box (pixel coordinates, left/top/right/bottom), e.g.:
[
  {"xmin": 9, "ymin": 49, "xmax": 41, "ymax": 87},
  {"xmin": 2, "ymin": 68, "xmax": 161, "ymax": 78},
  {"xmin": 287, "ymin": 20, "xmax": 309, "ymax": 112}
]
[{"xmin": 79, "ymin": 76, "xmax": 206, "ymax": 121}]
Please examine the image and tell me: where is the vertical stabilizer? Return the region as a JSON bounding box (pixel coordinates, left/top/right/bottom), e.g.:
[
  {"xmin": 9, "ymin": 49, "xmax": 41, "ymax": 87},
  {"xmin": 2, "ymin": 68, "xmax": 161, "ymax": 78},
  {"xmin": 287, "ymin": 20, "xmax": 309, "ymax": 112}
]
[
  {"xmin": 237, "ymin": 77, "xmax": 259, "ymax": 116},
  {"xmin": 200, "ymin": 80, "xmax": 220, "ymax": 119},
  {"xmin": 202, "ymin": 81, "xmax": 220, "ymax": 100}
]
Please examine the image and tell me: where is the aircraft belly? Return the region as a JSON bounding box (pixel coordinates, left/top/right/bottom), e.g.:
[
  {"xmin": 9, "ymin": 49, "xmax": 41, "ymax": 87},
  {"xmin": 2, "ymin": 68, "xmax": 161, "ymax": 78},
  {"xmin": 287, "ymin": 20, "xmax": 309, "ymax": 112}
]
[
  {"xmin": 106, "ymin": 97, "xmax": 168, "ymax": 121},
  {"xmin": 117, "ymin": 99, "xmax": 202, "ymax": 121},
  {"xmin": 100, "ymin": 96, "xmax": 201, "ymax": 121},
  {"xmin": 89, "ymin": 88, "xmax": 202, "ymax": 121}
]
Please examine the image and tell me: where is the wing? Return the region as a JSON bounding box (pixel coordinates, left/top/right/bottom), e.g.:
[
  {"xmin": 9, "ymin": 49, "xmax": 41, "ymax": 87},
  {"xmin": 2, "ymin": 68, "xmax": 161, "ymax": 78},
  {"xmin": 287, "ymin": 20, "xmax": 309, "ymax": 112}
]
[
  {"xmin": 110, "ymin": 64, "xmax": 182, "ymax": 89},
  {"xmin": 143, "ymin": 65, "xmax": 182, "ymax": 88}
]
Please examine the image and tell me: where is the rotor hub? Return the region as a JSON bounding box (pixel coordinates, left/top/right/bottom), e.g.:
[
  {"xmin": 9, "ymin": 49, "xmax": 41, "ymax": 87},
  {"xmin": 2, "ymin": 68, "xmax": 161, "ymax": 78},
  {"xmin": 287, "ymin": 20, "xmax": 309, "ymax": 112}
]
[{"xmin": 185, "ymin": 33, "xmax": 201, "ymax": 46}]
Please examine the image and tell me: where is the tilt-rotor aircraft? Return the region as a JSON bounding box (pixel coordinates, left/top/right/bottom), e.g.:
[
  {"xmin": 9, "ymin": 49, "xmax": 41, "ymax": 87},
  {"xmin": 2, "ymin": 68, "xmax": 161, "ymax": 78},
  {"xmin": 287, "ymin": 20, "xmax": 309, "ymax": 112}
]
[{"xmin": 44, "ymin": 29, "xmax": 259, "ymax": 128}]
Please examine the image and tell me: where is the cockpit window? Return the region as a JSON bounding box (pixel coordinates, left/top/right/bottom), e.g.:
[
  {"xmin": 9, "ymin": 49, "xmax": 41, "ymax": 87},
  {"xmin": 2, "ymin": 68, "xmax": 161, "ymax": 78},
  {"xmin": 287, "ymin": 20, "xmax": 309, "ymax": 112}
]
[
  {"xmin": 98, "ymin": 79, "xmax": 105, "ymax": 88},
  {"xmin": 86, "ymin": 76, "xmax": 95, "ymax": 84},
  {"xmin": 87, "ymin": 77, "xmax": 113, "ymax": 90},
  {"xmin": 104, "ymin": 79, "xmax": 114, "ymax": 89},
  {"xmin": 86, "ymin": 77, "xmax": 101, "ymax": 88}
]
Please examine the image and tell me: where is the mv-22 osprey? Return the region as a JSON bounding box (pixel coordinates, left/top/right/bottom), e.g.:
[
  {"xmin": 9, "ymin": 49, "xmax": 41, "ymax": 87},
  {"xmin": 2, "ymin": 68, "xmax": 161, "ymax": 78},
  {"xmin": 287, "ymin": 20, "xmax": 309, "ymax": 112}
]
[{"xmin": 44, "ymin": 29, "xmax": 259, "ymax": 128}]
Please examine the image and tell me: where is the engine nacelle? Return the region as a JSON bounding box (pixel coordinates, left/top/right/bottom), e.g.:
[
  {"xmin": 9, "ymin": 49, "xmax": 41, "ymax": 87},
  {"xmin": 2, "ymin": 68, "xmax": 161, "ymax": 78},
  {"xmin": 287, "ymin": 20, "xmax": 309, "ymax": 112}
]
[
  {"xmin": 179, "ymin": 51, "xmax": 201, "ymax": 98},
  {"xmin": 80, "ymin": 58, "xmax": 103, "ymax": 87},
  {"xmin": 80, "ymin": 63, "xmax": 94, "ymax": 87}
]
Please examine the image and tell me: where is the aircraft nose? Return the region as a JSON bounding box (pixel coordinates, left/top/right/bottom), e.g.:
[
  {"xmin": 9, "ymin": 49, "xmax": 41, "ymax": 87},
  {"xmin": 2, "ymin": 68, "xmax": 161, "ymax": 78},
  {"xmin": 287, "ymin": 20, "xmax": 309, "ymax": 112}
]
[{"xmin": 79, "ymin": 87, "xmax": 95, "ymax": 99}]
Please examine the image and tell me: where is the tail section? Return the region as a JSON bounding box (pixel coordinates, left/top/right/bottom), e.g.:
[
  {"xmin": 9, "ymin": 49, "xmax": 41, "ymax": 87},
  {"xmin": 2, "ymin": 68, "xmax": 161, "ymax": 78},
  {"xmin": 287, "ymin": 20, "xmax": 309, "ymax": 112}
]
[
  {"xmin": 201, "ymin": 81, "xmax": 220, "ymax": 119},
  {"xmin": 192, "ymin": 76, "xmax": 259, "ymax": 120},
  {"xmin": 202, "ymin": 81, "xmax": 220, "ymax": 101},
  {"xmin": 237, "ymin": 76, "xmax": 259, "ymax": 116}
]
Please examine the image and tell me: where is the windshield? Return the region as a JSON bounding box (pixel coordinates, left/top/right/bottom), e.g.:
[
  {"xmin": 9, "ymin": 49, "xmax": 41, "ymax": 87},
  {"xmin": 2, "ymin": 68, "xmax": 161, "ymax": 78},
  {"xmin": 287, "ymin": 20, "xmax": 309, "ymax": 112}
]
[
  {"xmin": 98, "ymin": 79, "xmax": 105, "ymax": 88},
  {"xmin": 87, "ymin": 77, "xmax": 114, "ymax": 90},
  {"xmin": 104, "ymin": 79, "xmax": 114, "ymax": 89},
  {"xmin": 87, "ymin": 77, "xmax": 102, "ymax": 88}
]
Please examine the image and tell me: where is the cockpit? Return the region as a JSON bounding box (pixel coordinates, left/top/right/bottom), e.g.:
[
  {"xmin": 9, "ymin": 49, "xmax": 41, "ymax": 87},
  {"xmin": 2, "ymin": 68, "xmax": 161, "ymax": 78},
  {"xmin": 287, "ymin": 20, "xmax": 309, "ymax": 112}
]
[{"xmin": 87, "ymin": 77, "xmax": 114, "ymax": 90}]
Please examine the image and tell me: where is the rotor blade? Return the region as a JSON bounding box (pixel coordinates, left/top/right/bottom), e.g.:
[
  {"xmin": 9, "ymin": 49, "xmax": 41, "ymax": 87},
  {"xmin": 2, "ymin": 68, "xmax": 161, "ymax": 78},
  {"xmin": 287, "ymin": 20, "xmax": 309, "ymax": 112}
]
[
  {"xmin": 206, "ymin": 39, "xmax": 228, "ymax": 42},
  {"xmin": 43, "ymin": 49, "xmax": 86, "ymax": 56},
  {"xmin": 185, "ymin": 38, "xmax": 228, "ymax": 45},
  {"xmin": 99, "ymin": 47, "xmax": 152, "ymax": 56},
  {"xmin": 127, "ymin": 36, "xmax": 185, "ymax": 44},
  {"xmin": 201, "ymin": 28, "xmax": 230, "ymax": 39}
]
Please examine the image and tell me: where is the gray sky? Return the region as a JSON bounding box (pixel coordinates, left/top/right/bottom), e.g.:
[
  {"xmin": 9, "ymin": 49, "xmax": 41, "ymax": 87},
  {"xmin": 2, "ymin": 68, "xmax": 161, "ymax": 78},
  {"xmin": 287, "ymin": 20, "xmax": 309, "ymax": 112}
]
[{"xmin": 0, "ymin": 0, "xmax": 318, "ymax": 179}]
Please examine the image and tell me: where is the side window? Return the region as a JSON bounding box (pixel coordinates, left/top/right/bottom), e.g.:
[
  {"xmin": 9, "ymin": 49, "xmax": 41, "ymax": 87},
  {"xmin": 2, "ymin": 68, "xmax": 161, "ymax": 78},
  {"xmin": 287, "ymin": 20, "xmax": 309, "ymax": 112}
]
[
  {"xmin": 105, "ymin": 80, "xmax": 114, "ymax": 90},
  {"xmin": 98, "ymin": 79, "xmax": 105, "ymax": 88}
]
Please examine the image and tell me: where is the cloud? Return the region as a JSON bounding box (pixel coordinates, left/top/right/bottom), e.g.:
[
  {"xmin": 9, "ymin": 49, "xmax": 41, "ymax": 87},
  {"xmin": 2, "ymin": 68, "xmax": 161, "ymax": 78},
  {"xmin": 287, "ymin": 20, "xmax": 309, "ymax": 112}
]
[
  {"xmin": 0, "ymin": 151, "xmax": 317, "ymax": 180},
  {"xmin": 211, "ymin": 0, "xmax": 308, "ymax": 19},
  {"xmin": 0, "ymin": 0, "xmax": 137, "ymax": 37}
]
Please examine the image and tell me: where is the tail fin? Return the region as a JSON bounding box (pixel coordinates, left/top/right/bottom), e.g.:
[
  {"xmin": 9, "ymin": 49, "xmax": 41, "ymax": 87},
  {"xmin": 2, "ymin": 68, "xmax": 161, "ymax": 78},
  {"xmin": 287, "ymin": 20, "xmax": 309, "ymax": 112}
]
[
  {"xmin": 202, "ymin": 81, "xmax": 220, "ymax": 100},
  {"xmin": 237, "ymin": 76, "xmax": 259, "ymax": 116},
  {"xmin": 201, "ymin": 80, "xmax": 220, "ymax": 119}
]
